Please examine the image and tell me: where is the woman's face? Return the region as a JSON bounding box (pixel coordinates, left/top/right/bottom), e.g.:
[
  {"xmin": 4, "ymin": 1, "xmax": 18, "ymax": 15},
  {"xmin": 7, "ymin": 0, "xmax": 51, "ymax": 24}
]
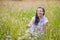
[{"xmin": 36, "ymin": 8, "xmax": 44, "ymax": 17}]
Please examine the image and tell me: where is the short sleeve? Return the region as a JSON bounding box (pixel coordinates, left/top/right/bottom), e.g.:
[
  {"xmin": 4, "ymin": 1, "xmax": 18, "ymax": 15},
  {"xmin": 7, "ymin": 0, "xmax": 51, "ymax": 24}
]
[{"xmin": 43, "ymin": 17, "xmax": 48, "ymax": 24}]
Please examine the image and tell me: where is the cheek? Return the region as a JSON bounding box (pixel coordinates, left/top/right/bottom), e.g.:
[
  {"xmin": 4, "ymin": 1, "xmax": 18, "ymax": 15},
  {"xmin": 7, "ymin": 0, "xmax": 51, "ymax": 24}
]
[{"xmin": 41, "ymin": 12, "xmax": 44, "ymax": 15}]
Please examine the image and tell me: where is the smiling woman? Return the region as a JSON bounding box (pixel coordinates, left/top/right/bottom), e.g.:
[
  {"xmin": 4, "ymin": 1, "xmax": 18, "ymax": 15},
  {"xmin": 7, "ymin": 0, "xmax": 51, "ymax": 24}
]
[{"xmin": 19, "ymin": 7, "xmax": 48, "ymax": 40}]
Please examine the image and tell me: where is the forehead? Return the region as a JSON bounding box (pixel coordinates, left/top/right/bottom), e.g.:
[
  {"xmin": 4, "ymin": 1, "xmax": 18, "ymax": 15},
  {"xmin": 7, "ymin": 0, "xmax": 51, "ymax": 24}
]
[{"xmin": 37, "ymin": 8, "xmax": 43, "ymax": 11}]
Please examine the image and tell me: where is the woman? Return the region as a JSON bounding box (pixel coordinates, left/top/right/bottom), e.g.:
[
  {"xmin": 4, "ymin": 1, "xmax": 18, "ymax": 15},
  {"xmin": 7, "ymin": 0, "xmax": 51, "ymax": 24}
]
[{"xmin": 19, "ymin": 7, "xmax": 48, "ymax": 40}]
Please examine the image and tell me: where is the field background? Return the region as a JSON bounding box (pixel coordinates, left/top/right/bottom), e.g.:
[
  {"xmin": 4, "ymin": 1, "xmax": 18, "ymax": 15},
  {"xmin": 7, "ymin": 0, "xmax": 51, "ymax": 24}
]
[{"xmin": 0, "ymin": 0, "xmax": 60, "ymax": 40}]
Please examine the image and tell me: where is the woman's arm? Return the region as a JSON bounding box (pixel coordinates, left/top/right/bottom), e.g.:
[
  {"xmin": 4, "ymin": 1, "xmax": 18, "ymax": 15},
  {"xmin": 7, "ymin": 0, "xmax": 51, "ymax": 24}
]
[
  {"xmin": 43, "ymin": 22, "xmax": 48, "ymax": 33},
  {"xmin": 27, "ymin": 17, "xmax": 35, "ymax": 28}
]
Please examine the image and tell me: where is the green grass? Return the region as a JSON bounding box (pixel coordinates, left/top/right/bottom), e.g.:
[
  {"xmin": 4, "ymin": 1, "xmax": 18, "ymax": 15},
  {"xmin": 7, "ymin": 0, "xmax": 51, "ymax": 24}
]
[{"xmin": 0, "ymin": 2, "xmax": 60, "ymax": 40}]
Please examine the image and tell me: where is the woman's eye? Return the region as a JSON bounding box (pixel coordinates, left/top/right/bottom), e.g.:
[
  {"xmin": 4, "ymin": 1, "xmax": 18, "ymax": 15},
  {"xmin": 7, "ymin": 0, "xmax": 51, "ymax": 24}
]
[{"xmin": 40, "ymin": 10, "xmax": 43, "ymax": 12}]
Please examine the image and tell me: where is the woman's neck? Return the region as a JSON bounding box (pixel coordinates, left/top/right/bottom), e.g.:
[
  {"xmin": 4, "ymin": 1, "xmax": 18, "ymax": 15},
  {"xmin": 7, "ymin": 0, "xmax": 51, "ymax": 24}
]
[{"xmin": 38, "ymin": 16, "xmax": 43, "ymax": 21}]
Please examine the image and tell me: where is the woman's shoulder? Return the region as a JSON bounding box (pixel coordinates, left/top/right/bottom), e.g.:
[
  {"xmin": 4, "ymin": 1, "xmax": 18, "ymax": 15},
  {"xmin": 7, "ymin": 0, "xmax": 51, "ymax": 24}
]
[
  {"xmin": 43, "ymin": 16, "xmax": 48, "ymax": 24},
  {"xmin": 43, "ymin": 16, "xmax": 48, "ymax": 20},
  {"xmin": 31, "ymin": 16, "xmax": 35, "ymax": 21}
]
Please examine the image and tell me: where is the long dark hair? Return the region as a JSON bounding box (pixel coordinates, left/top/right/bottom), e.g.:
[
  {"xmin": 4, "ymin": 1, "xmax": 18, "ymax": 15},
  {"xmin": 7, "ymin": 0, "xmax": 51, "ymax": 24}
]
[{"xmin": 35, "ymin": 7, "xmax": 45, "ymax": 25}]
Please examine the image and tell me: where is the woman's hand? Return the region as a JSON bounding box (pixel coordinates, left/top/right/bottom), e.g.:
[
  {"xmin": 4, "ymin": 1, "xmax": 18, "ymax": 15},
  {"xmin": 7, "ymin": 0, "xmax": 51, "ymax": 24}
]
[{"xmin": 27, "ymin": 25, "xmax": 31, "ymax": 28}]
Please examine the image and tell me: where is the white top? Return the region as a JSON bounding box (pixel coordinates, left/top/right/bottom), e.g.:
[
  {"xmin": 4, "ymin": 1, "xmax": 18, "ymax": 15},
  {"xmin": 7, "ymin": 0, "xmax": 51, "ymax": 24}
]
[{"xmin": 26, "ymin": 16, "xmax": 48, "ymax": 36}]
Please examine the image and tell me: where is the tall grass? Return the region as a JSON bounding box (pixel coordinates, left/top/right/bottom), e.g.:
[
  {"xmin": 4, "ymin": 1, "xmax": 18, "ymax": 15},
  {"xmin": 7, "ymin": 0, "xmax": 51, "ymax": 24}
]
[{"xmin": 0, "ymin": 1, "xmax": 60, "ymax": 40}]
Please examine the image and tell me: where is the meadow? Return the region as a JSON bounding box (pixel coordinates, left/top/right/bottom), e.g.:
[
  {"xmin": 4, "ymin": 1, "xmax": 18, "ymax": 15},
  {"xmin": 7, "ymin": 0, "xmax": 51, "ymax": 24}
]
[{"xmin": 0, "ymin": 1, "xmax": 60, "ymax": 40}]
